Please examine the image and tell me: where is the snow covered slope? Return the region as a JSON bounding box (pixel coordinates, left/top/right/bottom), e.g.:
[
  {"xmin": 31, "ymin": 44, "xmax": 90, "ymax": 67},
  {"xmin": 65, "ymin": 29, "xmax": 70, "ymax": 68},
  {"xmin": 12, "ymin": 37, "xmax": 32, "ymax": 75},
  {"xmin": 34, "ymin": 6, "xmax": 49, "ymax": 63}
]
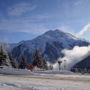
[
  {"xmin": 12, "ymin": 29, "xmax": 89, "ymax": 63},
  {"xmin": 73, "ymin": 55, "xmax": 90, "ymax": 70}
]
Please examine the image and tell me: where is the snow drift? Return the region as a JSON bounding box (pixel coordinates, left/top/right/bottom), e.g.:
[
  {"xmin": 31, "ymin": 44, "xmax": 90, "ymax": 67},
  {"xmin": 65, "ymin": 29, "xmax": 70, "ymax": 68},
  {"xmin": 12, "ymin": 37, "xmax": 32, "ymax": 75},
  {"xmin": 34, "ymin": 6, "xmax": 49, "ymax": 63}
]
[{"xmin": 53, "ymin": 45, "xmax": 90, "ymax": 70}]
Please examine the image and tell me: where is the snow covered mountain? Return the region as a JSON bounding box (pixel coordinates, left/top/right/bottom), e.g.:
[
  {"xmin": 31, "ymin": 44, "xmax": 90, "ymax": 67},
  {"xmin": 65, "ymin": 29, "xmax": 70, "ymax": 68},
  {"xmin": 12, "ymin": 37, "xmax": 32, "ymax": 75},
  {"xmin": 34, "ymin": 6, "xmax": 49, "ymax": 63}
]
[{"xmin": 11, "ymin": 29, "xmax": 89, "ymax": 63}]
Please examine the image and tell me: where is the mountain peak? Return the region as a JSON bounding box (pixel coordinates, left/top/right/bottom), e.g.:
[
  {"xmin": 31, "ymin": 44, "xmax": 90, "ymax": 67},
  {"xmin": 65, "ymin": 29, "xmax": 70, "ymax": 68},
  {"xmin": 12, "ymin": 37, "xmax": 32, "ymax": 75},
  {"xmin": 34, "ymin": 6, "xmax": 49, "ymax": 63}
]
[
  {"xmin": 43, "ymin": 29, "xmax": 73, "ymax": 41},
  {"xmin": 44, "ymin": 29, "xmax": 65, "ymax": 34},
  {"xmin": 44, "ymin": 29, "xmax": 66, "ymax": 37},
  {"xmin": 54, "ymin": 29, "xmax": 64, "ymax": 32}
]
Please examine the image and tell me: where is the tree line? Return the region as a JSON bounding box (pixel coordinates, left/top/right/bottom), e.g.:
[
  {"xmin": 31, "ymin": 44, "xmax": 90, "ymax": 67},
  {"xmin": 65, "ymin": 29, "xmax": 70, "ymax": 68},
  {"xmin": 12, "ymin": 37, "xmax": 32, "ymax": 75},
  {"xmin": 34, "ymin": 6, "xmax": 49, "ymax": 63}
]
[{"xmin": 0, "ymin": 46, "xmax": 49, "ymax": 70}]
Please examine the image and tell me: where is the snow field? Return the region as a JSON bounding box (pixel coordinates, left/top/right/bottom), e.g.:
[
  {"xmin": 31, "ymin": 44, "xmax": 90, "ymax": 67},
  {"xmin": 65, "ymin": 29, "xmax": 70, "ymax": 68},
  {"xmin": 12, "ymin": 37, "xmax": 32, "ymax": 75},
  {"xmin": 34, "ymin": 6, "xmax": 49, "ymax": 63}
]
[{"xmin": 0, "ymin": 74, "xmax": 90, "ymax": 90}]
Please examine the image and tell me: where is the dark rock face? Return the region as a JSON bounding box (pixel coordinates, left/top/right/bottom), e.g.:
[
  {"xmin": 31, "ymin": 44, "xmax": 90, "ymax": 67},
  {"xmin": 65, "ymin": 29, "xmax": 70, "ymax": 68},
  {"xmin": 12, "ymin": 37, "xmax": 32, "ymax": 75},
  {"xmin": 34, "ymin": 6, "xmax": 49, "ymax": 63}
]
[
  {"xmin": 72, "ymin": 55, "xmax": 90, "ymax": 69},
  {"xmin": 11, "ymin": 30, "xmax": 90, "ymax": 64},
  {"xmin": 43, "ymin": 42, "xmax": 60, "ymax": 63}
]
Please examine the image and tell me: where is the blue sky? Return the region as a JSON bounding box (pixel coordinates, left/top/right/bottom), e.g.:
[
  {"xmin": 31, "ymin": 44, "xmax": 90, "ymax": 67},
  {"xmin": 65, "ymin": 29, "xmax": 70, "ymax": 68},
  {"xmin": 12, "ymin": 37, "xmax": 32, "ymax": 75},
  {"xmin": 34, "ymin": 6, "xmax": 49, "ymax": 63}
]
[{"xmin": 0, "ymin": 0, "xmax": 90, "ymax": 43}]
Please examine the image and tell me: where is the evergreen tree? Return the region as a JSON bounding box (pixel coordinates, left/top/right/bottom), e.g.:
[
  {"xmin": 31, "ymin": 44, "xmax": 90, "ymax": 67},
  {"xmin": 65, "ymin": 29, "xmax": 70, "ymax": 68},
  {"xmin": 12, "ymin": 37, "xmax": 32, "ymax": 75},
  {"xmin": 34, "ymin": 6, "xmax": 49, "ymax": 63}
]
[
  {"xmin": 8, "ymin": 52, "xmax": 17, "ymax": 68},
  {"xmin": 0, "ymin": 46, "xmax": 5, "ymax": 65},
  {"xmin": 0, "ymin": 45, "xmax": 11, "ymax": 66},
  {"xmin": 18, "ymin": 55, "xmax": 27, "ymax": 69},
  {"xmin": 43, "ymin": 59, "xmax": 48, "ymax": 70},
  {"xmin": 32, "ymin": 49, "xmax": 47, "ymax": 69}
]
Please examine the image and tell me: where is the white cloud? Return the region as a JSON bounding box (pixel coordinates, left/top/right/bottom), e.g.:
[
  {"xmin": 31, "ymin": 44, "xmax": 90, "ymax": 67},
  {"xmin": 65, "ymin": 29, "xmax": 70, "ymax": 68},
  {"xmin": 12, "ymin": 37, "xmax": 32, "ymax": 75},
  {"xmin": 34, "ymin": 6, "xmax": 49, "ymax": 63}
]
[
  {"xmin": 7, "ymin": 2, "xmax": 36, "ymax": 16},
  {"xmin": 0, "ymin": 17, "xmax": 48, "ymax": 35},
  {"xmin": 53, "ymin": 45, "xmax": 90, "ymax": 70},
  {"xmin": 61, "ymin": 45, "xmax": 90, "ymax": 70},
  {"xmin": 77, "ymin": 24, "xmax": 90, "ymax": 37},
  {"xmin": 74, "ymin": 0, "xmax": 89, "ymax": 6},
  {"xmin": 74, "ymin": 0, "xmax": 83, "ymax": 6}
]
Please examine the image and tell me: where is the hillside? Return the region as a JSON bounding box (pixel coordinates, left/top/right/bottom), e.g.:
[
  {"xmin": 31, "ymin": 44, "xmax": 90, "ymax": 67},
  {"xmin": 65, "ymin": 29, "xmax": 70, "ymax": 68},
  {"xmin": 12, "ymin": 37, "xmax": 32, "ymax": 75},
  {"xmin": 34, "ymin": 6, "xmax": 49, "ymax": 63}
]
[
  {"xmin": 73, "ymin": 55, "xmax": 90, "ymax": 70},
  {"xmin": 11, "ymin": 29, "xmax": 89, "ymax": 64}
]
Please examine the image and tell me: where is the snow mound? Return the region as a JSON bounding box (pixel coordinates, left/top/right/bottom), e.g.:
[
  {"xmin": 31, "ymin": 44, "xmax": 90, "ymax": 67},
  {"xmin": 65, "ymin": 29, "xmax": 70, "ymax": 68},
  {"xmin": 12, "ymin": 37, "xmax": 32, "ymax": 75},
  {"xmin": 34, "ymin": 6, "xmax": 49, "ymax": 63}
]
[
  {"xmin": 33, "ymin": 70, "xmax": 74, "ymax": 75},
  {"xmin": 0, "ymin": 66, "xmax": 35, "ymax": 75}
]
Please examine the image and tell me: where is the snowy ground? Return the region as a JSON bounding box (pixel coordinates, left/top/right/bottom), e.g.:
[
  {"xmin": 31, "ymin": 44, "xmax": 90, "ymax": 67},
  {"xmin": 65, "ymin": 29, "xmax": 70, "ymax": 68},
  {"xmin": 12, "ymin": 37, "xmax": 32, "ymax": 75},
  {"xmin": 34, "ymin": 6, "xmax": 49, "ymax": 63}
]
[{"xmin": 0, "ymin": 73, "xmax": 90, "ymax": 90}]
